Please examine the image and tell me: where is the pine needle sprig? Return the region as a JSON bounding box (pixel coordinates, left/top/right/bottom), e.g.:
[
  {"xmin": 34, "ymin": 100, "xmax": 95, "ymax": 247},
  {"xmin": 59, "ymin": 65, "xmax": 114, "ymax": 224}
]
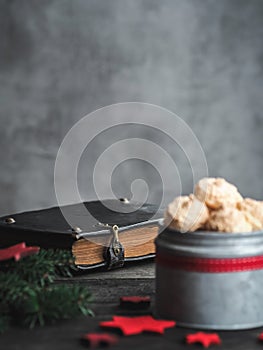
[
  {"xmin": 0, "ymin": 248, "xmax": 93, "ymax": 333},
  {"xmin": 0, "ymin": 272, "xmax": 37, "ymax": 305},
  {"xmin": 13, "ymin": 284, "xmax": 93, "ymax": 329},
  {"xmin": 0, "ymin": 249, "xmax": 77, "ymax": 286}
]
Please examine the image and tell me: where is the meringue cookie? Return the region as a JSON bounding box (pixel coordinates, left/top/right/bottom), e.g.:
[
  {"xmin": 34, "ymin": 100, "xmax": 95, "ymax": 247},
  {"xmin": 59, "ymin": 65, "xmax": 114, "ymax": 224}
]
[
  {"xmin": 164, "ymin": 194, "xmax": 209, "ymax": 232},
  {"xmin": 237, "ymin": 198, "xmax": 263, "ymax": 231},
  {"xmin": 206, "ymin": 206, "xmax": 252, "ymax": 233},
  {"xmin": 194, "ymin": 177, "xmax": 243, "ymax": 209}
]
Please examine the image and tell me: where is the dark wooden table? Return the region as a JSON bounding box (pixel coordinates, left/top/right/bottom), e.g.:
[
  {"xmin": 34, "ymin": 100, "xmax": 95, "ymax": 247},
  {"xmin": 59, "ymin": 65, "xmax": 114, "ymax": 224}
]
[{"xmin": 1, "ymin": 260, "xmax": 263, "ymax": 349}]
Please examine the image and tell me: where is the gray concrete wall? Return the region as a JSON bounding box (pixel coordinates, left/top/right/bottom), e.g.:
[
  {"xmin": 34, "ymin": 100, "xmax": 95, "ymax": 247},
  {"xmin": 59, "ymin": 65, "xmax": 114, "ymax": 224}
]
[{"xmin": 0, "ymin": 0, "xmax": 263, "ymax": 215}]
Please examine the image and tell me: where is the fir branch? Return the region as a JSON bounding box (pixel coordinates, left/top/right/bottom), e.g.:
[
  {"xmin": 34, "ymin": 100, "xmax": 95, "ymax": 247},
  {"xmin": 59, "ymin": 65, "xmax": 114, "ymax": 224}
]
[
  {"xmin": 0, "ymin": 249, "xmax": 77, "ymax": 286},
  {"xmin": 0, "ymin": 272, "xmax": 37, "ymax": 305},
  {"xmin": 0, "ymin": 248, "xmax": 93, "ymax": 333},
  {"xmin": 13, "ymin": 285, "xmax": 93, "ymax": 328}
]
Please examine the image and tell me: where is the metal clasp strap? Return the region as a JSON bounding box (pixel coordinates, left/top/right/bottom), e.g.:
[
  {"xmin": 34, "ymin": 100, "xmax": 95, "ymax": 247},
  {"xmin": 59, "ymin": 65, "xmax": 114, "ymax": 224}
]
[{"xmin": 103, "ymin": 224, "xmax": 125, "ymax": 270}]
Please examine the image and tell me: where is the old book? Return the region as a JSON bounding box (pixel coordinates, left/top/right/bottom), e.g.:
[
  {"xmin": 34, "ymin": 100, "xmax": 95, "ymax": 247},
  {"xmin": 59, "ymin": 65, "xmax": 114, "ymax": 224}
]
[{"xmin": 0, "ymin": 199, "xmax": 162, "ymax": 270}]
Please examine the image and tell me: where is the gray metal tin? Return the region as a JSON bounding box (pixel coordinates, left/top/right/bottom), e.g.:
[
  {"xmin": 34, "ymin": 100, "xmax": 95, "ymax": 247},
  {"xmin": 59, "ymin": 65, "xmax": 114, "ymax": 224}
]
[{"xmin": 155, "ymin": 227, "xmax": 263, "ymax": 330}]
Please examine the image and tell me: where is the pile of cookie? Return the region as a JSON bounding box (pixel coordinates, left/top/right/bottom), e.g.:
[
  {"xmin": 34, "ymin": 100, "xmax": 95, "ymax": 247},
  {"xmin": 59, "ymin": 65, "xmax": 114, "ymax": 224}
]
[{"xmin": 165, "ymin": 177, "xmax": 263, "ymax": 233}]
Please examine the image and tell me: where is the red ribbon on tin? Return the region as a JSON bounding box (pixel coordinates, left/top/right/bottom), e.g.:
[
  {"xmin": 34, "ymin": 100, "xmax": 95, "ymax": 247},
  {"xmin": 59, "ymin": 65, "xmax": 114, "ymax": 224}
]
[{"xmin": 156, "ymin": 254, "xmax": 263, "ymax": 273}]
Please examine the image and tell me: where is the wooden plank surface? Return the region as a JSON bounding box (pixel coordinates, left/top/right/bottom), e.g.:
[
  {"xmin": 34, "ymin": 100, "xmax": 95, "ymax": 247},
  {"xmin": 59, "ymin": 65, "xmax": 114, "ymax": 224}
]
[
  {"xmin": 3, "ymin": 314, "xmax": 263, "ymax": 350},
  {"xmin": 63, "ymin": 260, "xmax": 156, "ymax": 281},
  {"xmin": 2, "ymin": 261, "xmax": 263, "ymax": 350},
  {"xmin": 57, "ymin": 260, "xmax": 155, "ymax": 314}
]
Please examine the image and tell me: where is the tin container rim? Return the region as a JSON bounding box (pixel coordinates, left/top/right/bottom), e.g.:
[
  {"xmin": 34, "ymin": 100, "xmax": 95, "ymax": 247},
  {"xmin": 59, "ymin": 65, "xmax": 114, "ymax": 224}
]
[
  {"xmin": 159, "ymin": 225, "xmax": 263, "ymax": 238},
  {"xmin": 156, "ymin": 226, "xmax": 263, "ymax": 258}
]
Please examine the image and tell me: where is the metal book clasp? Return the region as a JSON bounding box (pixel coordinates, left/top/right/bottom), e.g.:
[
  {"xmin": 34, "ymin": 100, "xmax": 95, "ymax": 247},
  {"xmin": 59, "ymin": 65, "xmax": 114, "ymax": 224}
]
[{"xmin": 99, "ymin": 223, "xmax": 125, "ymax": 270}]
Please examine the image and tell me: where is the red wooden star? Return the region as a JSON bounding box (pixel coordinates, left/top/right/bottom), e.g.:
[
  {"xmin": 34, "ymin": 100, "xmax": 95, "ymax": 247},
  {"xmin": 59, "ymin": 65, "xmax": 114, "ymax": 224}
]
[
  {"xmin": 81, "ymin": 333, "xmax": 119, "ymax": 347},
  {"xmin": 120, "ymin": 296, "xmax": 151, "ymax": 310},
  {"xmin": 120, "ymin": 296, "xmax": 151, "ymax": 304},
  {"xmin": 100, "ymin": 315, "xmax": 175, "ymax": 335},
  {"xmin": 258, "ymin": 332, "xmax": 263, "ymax": 341},
  {"xmin": 186, "ymin": 332, "xmax": 221, "ymax": 348},
  {"xmin": 0, "ymin": 242, "xmax": 40, "ymax": 262}
]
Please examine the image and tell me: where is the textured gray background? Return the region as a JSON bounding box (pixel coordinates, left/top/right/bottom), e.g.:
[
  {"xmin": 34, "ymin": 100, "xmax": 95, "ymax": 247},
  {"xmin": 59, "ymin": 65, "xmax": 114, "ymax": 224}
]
[{"xmin": 0, "ymin": 0, "xmax": 263, "ymax": 215}]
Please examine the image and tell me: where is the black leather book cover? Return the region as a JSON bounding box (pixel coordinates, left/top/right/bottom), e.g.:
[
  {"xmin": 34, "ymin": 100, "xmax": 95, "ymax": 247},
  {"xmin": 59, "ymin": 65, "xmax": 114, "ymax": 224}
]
[{"xmin": 0, "ymin": 199, "xmax": 161, "ymax": 249}]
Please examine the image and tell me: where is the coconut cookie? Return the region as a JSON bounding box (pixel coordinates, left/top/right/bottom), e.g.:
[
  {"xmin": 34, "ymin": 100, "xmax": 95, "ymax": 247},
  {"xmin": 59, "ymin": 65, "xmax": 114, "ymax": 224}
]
[
  {"xmin": 194, "ymin": 177, "xmax": 243, "ymax": 209},
  {"xmin": 237, "ymin": 198, "xmax": 263, "ymax": 231},
  {"xmin": 206, "ymin": 206, "xmax": 252, "ymax": 233},
  {"xmin": 164, "ymin": 194, "xmax": 209, "ymax": 232}
]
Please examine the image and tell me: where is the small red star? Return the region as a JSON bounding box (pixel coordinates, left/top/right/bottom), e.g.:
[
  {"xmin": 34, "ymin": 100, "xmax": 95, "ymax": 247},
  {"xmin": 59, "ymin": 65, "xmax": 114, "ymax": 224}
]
[
  {"xmin": 81, "ymin": 333, "xmax": 119, "ymax": 347},
  {"xmin": 120, "ymin": 296, "xmax": 151, "ymax": 310},
  {"xmin": 258, "ymin": 332, "xmax": 263, "ymax": 341},
  {"xmin": 186, "ymin": 332, "xmax": 221, "ymax": 348},
  {"xmin": 100, "ymin": 315, "xmax": 175, "ymax": 335},
  {"xmin": 120, "ymin": 296, "xmax": 151, "ymax": 303},
  {"xmin": 0, "ymin": 242, "xmax": 40, "ymax": 262}
]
